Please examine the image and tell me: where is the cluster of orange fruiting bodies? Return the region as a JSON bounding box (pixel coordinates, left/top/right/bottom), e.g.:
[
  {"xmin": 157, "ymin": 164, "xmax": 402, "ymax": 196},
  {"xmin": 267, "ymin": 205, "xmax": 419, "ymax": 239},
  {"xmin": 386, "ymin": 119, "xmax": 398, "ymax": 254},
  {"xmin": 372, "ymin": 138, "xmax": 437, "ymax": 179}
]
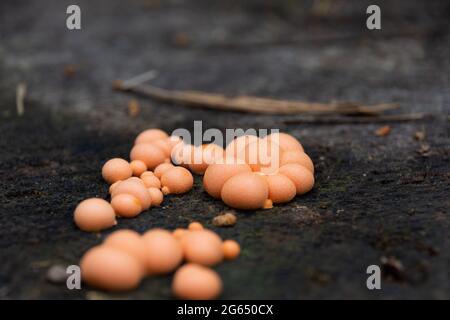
[
  {"xmin": 80, "ymin": 223, "xmax": 239, "ymax": 299},
  {"xmin": 72, "ymin": 128, "xmax": 314, "ymax": 298},
  {"xmin": 73, "ymin": 128, "xmax": 314, "ymax": 231}
]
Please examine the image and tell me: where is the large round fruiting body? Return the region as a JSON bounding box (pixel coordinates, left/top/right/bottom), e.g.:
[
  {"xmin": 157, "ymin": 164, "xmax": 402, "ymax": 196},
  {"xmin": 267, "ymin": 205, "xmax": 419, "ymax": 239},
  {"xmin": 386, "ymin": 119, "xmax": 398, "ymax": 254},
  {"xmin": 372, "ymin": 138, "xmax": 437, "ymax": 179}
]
[
  {"xmin": 142, "ymin": 229, "xmax": 183, "ymax": 275},
  {"xmin": 265, "ymin": 173, "xmax": 297, "ymax": 204},
  {"xmin": 220, "ymin": 172, "xmax": 269, "ymax": 210},
  {"xmin": 181, "ymin": 230, "xmax": 223, "ymax": 266},
  {"xmin": 74, "ymin": 198, "xmax": 117, "ymax": 232},
  {"xmin": 161, "ymin": 167, "xmax": 194, "ymax": 195},
  {"xmin": 203, "ymin": 162, "xmax": 252, "ymax": 199},
  {"xmin": 80, "ymin": 246, "xmax": 143, "ymax": 291}
]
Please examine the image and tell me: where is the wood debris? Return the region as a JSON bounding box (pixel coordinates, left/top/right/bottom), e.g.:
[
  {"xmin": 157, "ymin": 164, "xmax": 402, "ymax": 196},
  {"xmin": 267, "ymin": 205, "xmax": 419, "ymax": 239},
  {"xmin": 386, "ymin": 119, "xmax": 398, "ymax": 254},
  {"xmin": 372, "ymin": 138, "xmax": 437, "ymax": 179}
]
[
  {"xmin": 308, "ymin": 268, "xmax": 332, "ymax": 285},
  {"xmin": 127, "ymin": 99, "xmax": 140, "ymax": 117},
  {"xmin": 173, "ymin": 32, "xmax": 191, "ymax": 48},
  {"xmin": 416, "ymin": 143, "xmax": 431, "ymax": 157},
  {"xmin": 212, "ymin": 212, "xmax": 237, "ymax": 227},
  {"xmin": 381, "ymin": 256, "xmax": 405, "ymax": 282},
  {"xmin": 16, "ymin": 83, "xmax": 26, "ymax": 116},
  {"xmin": 86, "ymin": 291, "xmax": 111, "ymax": 300},
  {"xmin": 311, "ymin": 0, "xmax": 334, "ymax": 17},
  {"xmin": 414, "ymin": 130, "xmax": 425, "ymax": 141},
  {"xmin": 375, "ymin": 125, "xmax": 391, "ymax": 137},
  {"xmin": 63, "ymin": 64, "xmax": 79, "ymax": 77}
]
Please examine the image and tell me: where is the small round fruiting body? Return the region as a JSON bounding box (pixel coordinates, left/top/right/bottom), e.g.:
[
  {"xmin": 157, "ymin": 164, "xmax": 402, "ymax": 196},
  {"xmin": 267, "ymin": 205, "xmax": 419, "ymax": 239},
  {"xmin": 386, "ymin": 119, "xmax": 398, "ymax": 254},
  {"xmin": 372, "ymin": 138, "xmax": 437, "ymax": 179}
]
[
  {"xmin": 222, "ymin": 240, "xmax": 240, "ymax": 260},
  {"xmin": 130, "ymin": 160, "xmax": 147, "ymax": 177},
  {"xmin": 147, "ymin": 187, "xmax": 163, "ymax": 206},
  {"xmin": 130, "ymin": 143, "xmax": 166, "ymax": 170},
  {"xmin": 161, "ymin": 167, "xmax": 194, "ymax": 195},
  {"xmin": 265, "ymin": 174, "xmax": 297, "ymax": 204},
  {"xmin": 111, "ymin": 194, "xmax": 142, "ymax": 218},
  {"xmin": 102, "ymin": 158, "xmax": 132, "ymax": 184},
  {"xmin": 278, "ymin": 163, "xmax": 315, "ymax": 195}
]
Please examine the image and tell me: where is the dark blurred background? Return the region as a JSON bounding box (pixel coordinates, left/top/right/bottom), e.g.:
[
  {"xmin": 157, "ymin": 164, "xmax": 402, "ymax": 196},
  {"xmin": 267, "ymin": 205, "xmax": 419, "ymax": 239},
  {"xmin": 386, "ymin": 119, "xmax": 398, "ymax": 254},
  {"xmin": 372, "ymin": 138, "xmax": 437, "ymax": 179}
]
[{"xmin": 1, "ymin": 0, "xmax": 449, "ymax": 120}]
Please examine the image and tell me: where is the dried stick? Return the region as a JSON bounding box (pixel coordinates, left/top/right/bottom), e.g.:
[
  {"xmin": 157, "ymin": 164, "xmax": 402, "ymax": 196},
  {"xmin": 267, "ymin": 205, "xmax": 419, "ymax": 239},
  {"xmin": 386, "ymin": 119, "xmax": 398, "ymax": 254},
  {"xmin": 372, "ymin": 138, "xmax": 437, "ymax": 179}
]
[
  {"xmin": 283, "ymin": 113, "xmax": 429, "ymax": 125},
  {"xmin": 113, "ymin": 80, "xmax": 399, "ymax": 116}
]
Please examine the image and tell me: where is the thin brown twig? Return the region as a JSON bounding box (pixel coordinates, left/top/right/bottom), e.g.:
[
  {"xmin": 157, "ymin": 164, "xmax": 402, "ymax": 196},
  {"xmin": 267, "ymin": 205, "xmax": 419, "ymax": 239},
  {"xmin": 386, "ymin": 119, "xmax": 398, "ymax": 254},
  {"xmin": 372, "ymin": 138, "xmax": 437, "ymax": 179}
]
[
  {"xmin": 283, "ymin": 113, "xmax": 429, "ymax": 125},
  {"xmin": 113, "ymin": 80, "xmax": 399, "ymax": 116}
]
